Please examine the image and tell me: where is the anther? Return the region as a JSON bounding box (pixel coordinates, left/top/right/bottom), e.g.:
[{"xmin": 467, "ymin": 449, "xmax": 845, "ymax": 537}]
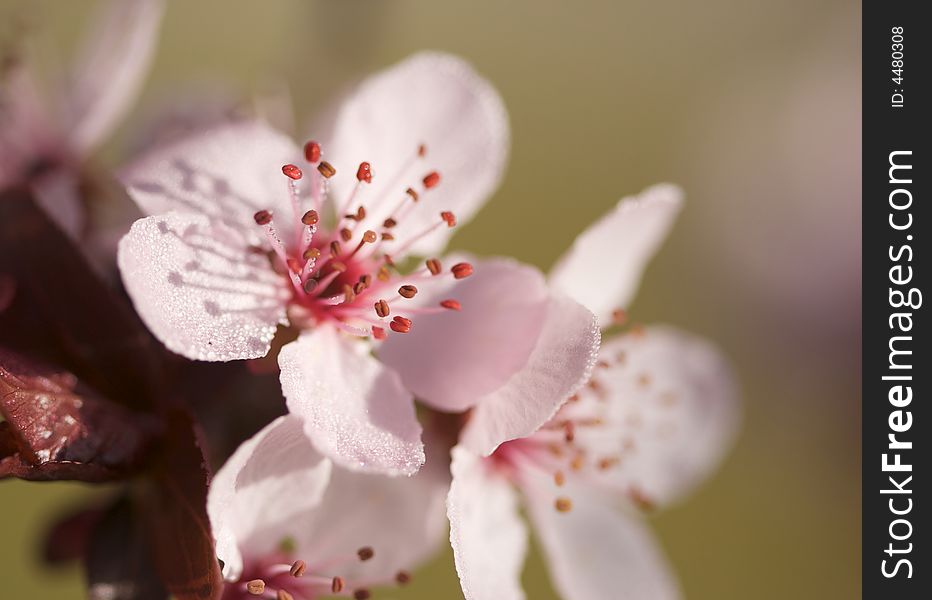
[
  {"xmin": 362, "ymin": 230, "xmax": 378, "ymax": 244},
  {"xmin": 555, "ymin": 497, "xmax": 573, "ymax": 513},
  {"xmin": 331, "ymin": 261, "xmax": 347, "ymax": 273},
  {"xmin": 330, "ymin": 241, "xmax": 342, "ymax": 257},
  {"xmin": 406, "ymin": 187, "xmax": 419, "ymax": 202},
  {"xmin": 398, "ymin": 285, "xmax": 418, "ymax": 299},
  {"xmin": 451, "ymin": 262, "xmax": 474, "ymax": 279},
  {"xmin": 278, "ymin": 590, "xmax": 294, "ymax": 600},
  {"xmin": 381, "ymin": 232, "xmax": 395, "ymax": 241},
  {"xmin": 375, "ymin": 299, "xmax": 390, "ymax": 318},
  {"xmin": 357, "ymin": 547, "xmax": 375, "ymax": 561},
  {"xmin": 441, "ymin": 211, "xmax": 456, "ymax": 227},
  {"xmin": 303, "ymin": 247, "xmax": 321, "ymax": 261},
  {"xmin": 629, "ymin": 488, "xmax": 656, "ymax": 512},
  {"xmin": 372, "ymin": 326, "xmax": 386, "ymax": 340},
  {"xmin": 317, "ymin": 161, "xmax": 336, "ymax": 178},
  {"xmin": 253, "ymin": 210, "xmax": 272, "ymax": 225},
  {"xmin": 377, "ymin": 266, "xmax": 391, "ymax": 282},
  {"xmin": 390, "ymin": 316, "xmax": 412, "ymax": 334},
  {"xmin": 554, "ymin": 471, "xmax": 566, "ymax": 486},
  {"xmin": 343, "ymin": 284, "xmax": 356, "ymax": 304},
  {"xmin": 246, "ymin": 579, "xmax": 266, "ymax": 595},
  {"xmin": 302, "ymin": 210, "xmax": 319, "ymax": 225},
  {"xmin": 356, "ymin": 161, "xmax": 373, "ymax": 183},
  {"xmin": 304, "ymin": 140, "xmax": 321, "ymax": 163},
  {"xmin": 303, "ymin": 278, "xmax": 319, "ymax": 294},
  {"xmin": 354, "ymin": 206, "xmax": 367, "ymax": 221},
  {"xmin": 418, "ymin": 143, "xmax": 427, "ymax": 157},
  {"xmin": 354, "ymin": 281, "xmax": 367, "ymax": 295},
  {"xmin": 354, "ymin": 590, "xmax": 371, "ymax": 600},
  {"xmin": 396, "ymin": 571, "xmax": 412, "ymax": 585},
  {"xmin": 440, "ymin": 299, "xmax": 461, "ymax": 311},
  {"xmin": 383, "ymin": 217, "xmax": 397, "ymax": 228},
  {"xmin": 287, "ymin": 258, "xmax": 303, "ymax": 273},
  {"xmin": 564, "ymin": 422, "xmax": 576, "ymax": 443},
  {"xmin": 423, "ymin": 171, "xmax": 441, "ymax": 189},
  {"xmin": 331, "ymin": 577, "xmax": 345, "ymax": 593},
  {"xmin": 282, "ymin": 164, "xmax": 303, "ymax": 180},
  {"xmin": 340, "ymin": 228, "xmax": 353, "ymax": 242},
  {"xmin": 426, "ymin": 258, "xmax": 442, "ymax": 275}
]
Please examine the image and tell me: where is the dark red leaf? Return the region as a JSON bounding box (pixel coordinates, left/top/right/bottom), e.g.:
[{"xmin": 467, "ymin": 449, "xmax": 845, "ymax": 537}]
[
  {"xmin": 0, "ymin": 347, "xmax": 159, "ymax": 482},
  {"xmin": 41, "ymin": 503, "xmax": 107, "ymax": 566}
]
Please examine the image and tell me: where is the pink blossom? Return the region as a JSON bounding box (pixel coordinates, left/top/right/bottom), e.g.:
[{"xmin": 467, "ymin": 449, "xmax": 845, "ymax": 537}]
[
  {"xmin": 116, "ymin": 53, "xmax": 600, "ymax": 476},
  {"xmin": 442, "ymin": 186, "xmax": 740, "ymax": 600},
  {"xmin": 207, "ymin": 415, "xmax": 449, "ymax": 600},
  {"xmin": 0, "ymin": 0, "xmax": 164, "ymax": 235}
]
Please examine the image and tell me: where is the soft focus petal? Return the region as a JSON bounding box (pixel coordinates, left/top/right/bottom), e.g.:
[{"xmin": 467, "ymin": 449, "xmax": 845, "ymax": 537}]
[
  {"xmin": 572, "ymin": 326, "xmax": 739, "ymax": 507},
  {"xmin": 117, "ymin": 212, "xmax": 289, "ymax": 361},
  {"xmin": 279, "ymin": 328, "xmax": 424, "ymax": 476},
  {"xmin": 31, "ymin": 170, "xmax": 86, "ymax": 239},
  {"xmin": 207, "ymin": 415, "xmax": 333, "ymax": 581},
  {"xmin": 523, "ymin": 475, "xmax": 680, "ymax": 600},
  {"xmin": 448, "ymin": 446, "xmax": 527, "ymax": 600},
  {"xmin": 64, "ymin": 0, "xmax": 165, "ymax": 152},
  {"xmin": 316, "ymin": 52, "xmax": 509, "ymax": 256},
  {"xmin": 460, "ymin": 292, "xmax": 601, "ymax": 456},
  {"xmin": 0, "ymin": 61, "xmax": 59, "ymax": 187},
  {"xmin": 379, "ymin": 258, "xmax": 549, "ymax": 412},
  {"xmin": 549, "ymin": 184, "xmax": 683, "ymax": 324},
  {"xmin": 120, "ymin": 120, "xmax": 302, "ymax": 245}
]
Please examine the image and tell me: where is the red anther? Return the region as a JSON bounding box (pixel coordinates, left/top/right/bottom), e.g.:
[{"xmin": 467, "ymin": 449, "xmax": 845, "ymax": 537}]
[
  {"xmin": 390, "ymin": 318, "xmax": 411, "ymax": 334},
  {"xmin": 441, "ymin": 211, "xmax": 456, "ymax": 227},
  {"xmin": 398, "ymin": 284, "xmax": 418, "ymax": 299},
  {"xmin": 451, "ymin": 262, "xmax": 474, "ymax": 279},
  {"xmin": 383, "ymin": 217, "xmax": 397, "ymax": 228},
  {"xmin": 357, "ymin": 547, "xmax": 375, "ymax": 561},
  {"xmin": 405, "ymin": 187, "xmax": 419, "ymax": 202},
  {"xmin": 417, "ymin": 143, "xmax": 427, "ymax": 157},
  {"xmin": 282, "ymin": 164, "xmax": 303, "ymax": 180},
  {"xmin": 375, "ymin": 299, "xmax": 390, "ymax": 318},
  {"xmin": 396, "ymin": 571, "xmax": 412, "ymax": 585},
  {"xmin": 426, "ymin": 258, "xmax": 442, "ymax": 275},
  {"xmin": 331, "ymin": 577, "xmax": 345, "ymax": 593},
  {"xmin": 304, "ymin": 140, "xmax": 321, "ymax": 163},
  {"xmin": 422, "ymin": 171, "xmax": 441, "ymax": 189},
  {"xmin": 302, "ymin": 210, "xmax": 319, "ymax": 225},
  {"xmin": 317, "ymin": 161, "xmax": 336, "ymax": 178},
  {"xmin": 253, "ymin": 210, "xmax": 272, "ymax": 225},
  {"xmin": 353, "ymin": 590, "xmax": 371, "ymax": 600},
  {"xmin": 362, "ymin": 230, "xmax": 378, "ymax": 244},
  {"xmin": 372, "ymin": 326, "xmax": 386, "ymax": 340},
  {"xmin": 440, "ymin": 299, "xmax": 461, "ymax": 311},
  {"xmin": 356, "ymin": 161, "xmax": 373, "ymax": 183},
  {"xmin": 340, "ymin": 228, "xmax": 353, "ymax": 242}
]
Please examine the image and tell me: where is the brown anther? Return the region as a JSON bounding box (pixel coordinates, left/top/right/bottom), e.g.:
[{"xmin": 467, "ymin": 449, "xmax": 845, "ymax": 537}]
[
  {"xmin": 340, "ymin": 228, "xmax": 353, "ymax": 242},
  {"xmin": 375, "ymin": 299, "xmax": 390, "ymax": 318},
  {"xmin": 354, "ymin": 281, "xmax": 367, "ymax": 295},
  {"xmin": 356, "ymin": 161, "xmax": 373, "ymax": 183},
  {"xmin": 440, "ymin": 299, "xmax": 461, "ymax": 311},
  {"xmin": 330, "ymin": 241, "xmax": 342, "ymax": 257},
  {"xmin": 282, "ymin": 163, "xmax": 303, "ymax": 180},
  {"xmin": 357, "ymin": 546, "xmax": 375, "ymax": 561},
  {"xmin": 372, "ymin": 326, "xmax": 386, "ymax": 340},
  {"xmin": 355, "ymin": 205, "xmax": 367, "ymax": 220},
  {"xmin": 390, "ymin": 317, "xmax": 412, "ymax": 334},
  {"xmin": 555, "ymin": 497, "xmax": 573, "ymax": 513},
  {"xmin": 383, "ymin": 217, "xmax": 397, "ymax": 228},
  {"xmin": 331, "ymin": 261, "xmax": 347, "ymax": 273},
  {"xmin": 342, "ymin": 284, "xmax": 356, "ymax": 304},
  {"xmin": 405, "ymin": 187, "xmax": 419, "ymax": 202},
  {"xmin": 396, "ymin": 570, "xmax": 412, "ymax": 585},
  {"xmin": 383, "ymin": 254, "xmax": 396, "ymax": 267},
  {"xmin": 554, "ymin": 471, "xmax": 566, "ymax": 486},
  {"xmin": 301, "ymin": 210, "xmax": 319, "ymax": 225},
  {"xmin": 564, "ymin": 422, "xmax": 576, "ymax": 443},
  {"xmin": 317, "ymin": 161, "xmax": 336, "ymax": 178},
  {"xmin": 629, "ymin": 487, "xmax": 656, "ymax": 512},
  {"xmin": 377, "ymin": 266, "xmax": 391, "ymax": 282},
  {"xmin": 277, "ymin": 590, "xmax": 294, "ymax": 600},
  {"xmin": 303, "ymin": 247, "xmax": 321, "ymax": 261},
  {"xmin": 362, "ymin": 230, "xmax": 378, "ymax": 244},
  {"xmin": 426, "ymin": 258, "xmax": 442, "ymax": 275},
  {"xmin": 451, "ymin": 262, "xmax": 474, "ymax": 279},
  {"xmin": 354, "ymin": 590, "xmax": 371, "ymax": 600},
  {"xmin": 598, "ymin": 457, "xmax": 621, "ymax": 470},
  {"xmin": 253, "ymin": 210, "xmax": 272, "ymax": 225},
  {"xmin": 331, "ymin": 577, "xmax": 345, "ymax": 593},
  {"xmin": 423, "ymin": 171, "xmax": 441, "ymax": 189},
  {"xmin": 570, "ymin": 454, "xmax": 585, "ymax": 471},
  {"xmin": 359, "ymin": 274, "xmax": 372, "ymax": 287},
  {"xmin": 381, "ymin": 232, "xmax": 395, "ymax": 241},
  {"xmin": 398, "ymin": 285, "xmax": 418, "ymax": 299},
  {"xmin": 303, "ymin": 278, "xmax": 319, "ymax": 295},
  {"xmin": 417, "ymin": 143, "xmax": 427, "ymax": 157},
  {"xmin": 246, "ymin": 579, "xmax": 266, "ymax": 595},
  {"xmin": 596, "ymin": 359, "xmax": 611, "ymax": 369},
  {"xmin": 304, "ymin": 140, "xmax": 321, "ymax": 163},
  {"xmin": 612, "ymin": 308, "xmax": 628, "ymax": 326},
  {"xmin": 441, "ymin": 211, "xmax": 456, "ymax": 227}
]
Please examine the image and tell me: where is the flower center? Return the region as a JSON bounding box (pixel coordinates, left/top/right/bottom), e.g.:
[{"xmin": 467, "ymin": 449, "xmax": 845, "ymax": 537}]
[{"xmin": 251, "ymin": 140, "xmax": 472, "ymax": 340}]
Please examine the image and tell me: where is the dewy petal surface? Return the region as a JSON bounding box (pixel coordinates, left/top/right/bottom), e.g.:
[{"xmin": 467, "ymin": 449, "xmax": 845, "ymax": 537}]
[
  {"xmin": 279, "ymin": 327, "xmax": 424, "ymax": 476},
  {"xmin": 448, "ymin": 446, "xmax": 527, "ymax": 600},
  {"xmin": 117, "ymin": 212, "xmax": 289, "ymax": 361},
  {"xmin": 549, "ymin": 184, "xmax": 683, "ymax": 324},
  {"xmin": 64, "ymin": 0, "xmax": 166, "ymax": 153},
  {"xmin": 316, "ymin": 52, "xmax": 509, "ymax": 256},
  {"xmin": 379, "ymin": 258, "xmax": 549, "ymax": 413},
  {"xmin": 523, "ymin": 475, "xmax": 680, "ymax": 600},
  {"xmin": 120, "ymin": 120, "xmax": 301, "ymax": 245},
  {"xmin": 207, "ymin": 415, "xmax": 333, "ymax": 581},
  {"xmin": 460, "ymin": 292, "xmax": 601, "ymax": 456}
]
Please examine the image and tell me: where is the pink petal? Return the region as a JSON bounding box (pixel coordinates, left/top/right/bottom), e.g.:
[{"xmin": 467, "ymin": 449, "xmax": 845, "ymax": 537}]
[
  {"xmin": 207, "ymin": 415, "xmax": 333, "ymax": 581},
  {"xmin": 65, "ymin": 0, "xmax": 166, "ymax": 153},
  {"xmin": 571, "ymin": 326, "xmax": 739, "ymax": 507},
  {"xmin": 278, "ymin": 328, "xmax": 424, "ymax": 476},
  {"xmin": 315, "ymin": 52, "xmax": 509, "ymax": 256},
  {"xmin": 379, "ymin": 258, "xmax": 550, "ymax": 413},
  {"xmin": 549, "ymin": 184, "xmax": 683, "ymax": 324},
  {"xmin": 448, "ymin": 446, "xmax": 528, "ymax": 600},
  {"xmin": 523, "ymin": 474, "xmax": 680, "ymax": 600},
  {"xmin": 120, "ymin": 120, "xmax": 302, "ymax": 246},
  {"xmin": 117, "ymin": 212, "xmax": 289, "ymax": 361},
  {"xmin": 32, "ymin": 170, "xmax": 86, "ymax": 240},
  {"xmin": 460, "ymin": 292, "xmax": 601, "ymax": 456}
]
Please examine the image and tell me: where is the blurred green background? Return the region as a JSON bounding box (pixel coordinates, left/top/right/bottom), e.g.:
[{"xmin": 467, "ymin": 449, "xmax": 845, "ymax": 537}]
[{"xmin": 1, "ymin": 0, "xmax": 860, "ymax": 598}]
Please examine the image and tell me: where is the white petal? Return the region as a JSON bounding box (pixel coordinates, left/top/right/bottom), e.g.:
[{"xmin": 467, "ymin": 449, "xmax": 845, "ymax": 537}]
[
  {"xmin": 117, "ymin": 212, "xmax": 289, "ymax": 361},
  {"xmin": 65, "ymin": 0, "xmax": 166, "ymax": 153},
  {"xmin": 523, "ymin": 475, "xmax": 680, "ymax": 600},
  {"xmin": 460, "ymin": 292, "xmax": 601, "ymax": 456},
  {"xmin": 207, "ymin": 415, "xmax": 333, "ymax": 581},
  {"xmin": 120, "ymin": 120, "xmax": 303, "ymax": 245},
  {"xmin": 279, "ymin": 328, "xmax": 424, "ymax": 476},
  {"xmin": 549, "ymin": 184, "xmax": 683, "ymax": 324},
  {"xmin": 448, "ymin": 446, "xmax": 527, "ymax": 600},
  {"xmin": 316, "ymin": 52, "xmax": 509, "ymax": 256}
]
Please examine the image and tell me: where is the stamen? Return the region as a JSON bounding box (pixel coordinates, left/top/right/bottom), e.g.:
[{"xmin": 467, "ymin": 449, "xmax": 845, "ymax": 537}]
[
  {"xmin": 357, "ymin": 547, "xmax": 375, "ymax": 561},
  {"xmin": 396, "ymin": 571, "xmax": 412, "ymax": 585},
  {"xmin": 422, "ymin": 171, "xmax": 441, "ymax": 189},
  {"xmin": 440, "ymin": 211, "xmax": 456, "ymax": 227},
  {"xmin": 282, "ymin": 164, "xmax": 303, "ymax": 180},
  {"xmin": 330, "ymin": 241, "xmax": 342, "ymax": 257},
  {"xmin": 426, "ymin": 258, "xmax": 442, "ymax": 275},
  {"xmin": 331, "ymin": 577, "xmax": 345, "ymax": 593},
  {"xmin": 354, "ymin": 590, "xmax": 371, "ymax": 600},
  {"xmin": 418, "ymin": 143, "xmax": 427, "ymax": 157},
  {"xmin": 317, "ymin": 161, "xmax": 336, "ymax": 178},
  {"xmin": 356, "ymin": 161, "xmax": 373, "ymax": 183},
  {"xmin": 277, "ymin": 591, "xmax": 294, "ymax": 600},
  {"xmin": 406, "ymin": 187, "xmax": 419, "ymax": 202},
  {"xmin": 246, "ymin": 579, "xmax": 266, "ymax": 595},
  {"xmin": 451, "ymin": 262, "xmax": 474, "ymax": 279},
  {"xmin": 555, "ymin": 497, "xmax": 573, "ymax": 513},
  {"xmin": 375, "ymin": 299, "xmax": 390, "ymax": 318},
  {"xmin": 390, "ymin": 316, "xmax": 412, "ymax": 333},
  {"xmin": 381, "ymin": 232, "xmax": 395, "ymax": 241},
  {"xmin": 304, "ymin": 141, "xmax": 321, "ymax": 163},
  {"xmin": 440, "ymin": 299, "xmax": 461, "ymax": 311},
  {"xmin": 398, "ymin": 285, "xmax": 418, "ymax": 299},
  {"xmin": 383, "ymin": 217, "xmax": 397, "ymax": 228},
  {"xmin": 253, "ymin": 210, "xmax": 272, "ymax": 225},
  {"xmin": 554, "ymin": 471, "xmax": 566, "ymax": 486},
  {"xmin": 302, "ymin": 210, "xmax": 319, "ymax": 225},
  {"xmin": 342, "ymin": 284, "xmax": 356, "ymax": 304},
  {"xmin": 372, "ymin": 326, "xmax": 386, "ymax": 340},
  {"xmin": 303, "ymin": 278, "xmax": 318, "ymax": 294},
  {"xmin": 340, "ymin": 228, "xmax": 353, "ymax": 242}
]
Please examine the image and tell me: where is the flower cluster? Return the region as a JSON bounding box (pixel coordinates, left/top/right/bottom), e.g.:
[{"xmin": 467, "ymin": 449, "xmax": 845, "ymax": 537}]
[{"xmin": 1, "ymin": 4, "xmax": 738, "ymax": 600}]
